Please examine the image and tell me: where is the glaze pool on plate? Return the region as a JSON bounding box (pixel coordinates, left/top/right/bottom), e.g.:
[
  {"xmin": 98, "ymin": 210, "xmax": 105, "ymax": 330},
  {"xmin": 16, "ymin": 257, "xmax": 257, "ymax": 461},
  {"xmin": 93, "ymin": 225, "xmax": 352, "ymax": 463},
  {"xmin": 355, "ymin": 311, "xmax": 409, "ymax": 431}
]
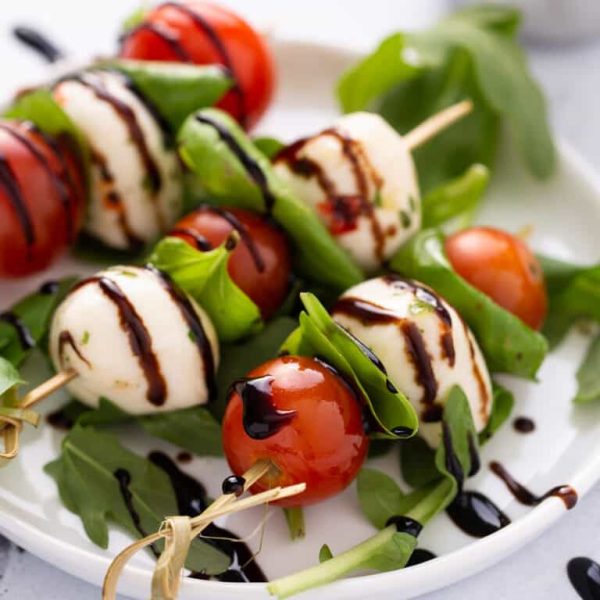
[{"xmin": 1, "ymin": 40, "xmax": 600, "ymax": 600}]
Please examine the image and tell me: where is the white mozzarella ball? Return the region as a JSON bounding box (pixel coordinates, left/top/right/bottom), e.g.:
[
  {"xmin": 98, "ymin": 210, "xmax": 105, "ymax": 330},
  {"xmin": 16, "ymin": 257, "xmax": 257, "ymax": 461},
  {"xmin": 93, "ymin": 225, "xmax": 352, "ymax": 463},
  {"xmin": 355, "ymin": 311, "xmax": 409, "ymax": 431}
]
[
  {"xmin": 274, "ymin": 112, "xmax": 420, "ymax": 272},
  {"xmin": 49, "ymin": 266, "xmax": 219, "ymax": 415},
  {"xmin": 331, "ymin": 276, "xmax": 492, "ymax": 447},
  {"xmin": 53, "ymin": 71, "xmax": 182, "ymax": 250}
]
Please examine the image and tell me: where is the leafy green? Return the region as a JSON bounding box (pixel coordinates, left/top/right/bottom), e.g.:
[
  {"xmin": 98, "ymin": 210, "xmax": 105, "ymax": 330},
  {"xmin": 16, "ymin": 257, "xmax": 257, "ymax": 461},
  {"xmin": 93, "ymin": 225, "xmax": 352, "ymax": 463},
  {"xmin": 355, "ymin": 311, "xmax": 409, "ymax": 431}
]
[
  {"xmin": 390, "ymin": 229, "xmax": 548, "ymax": 378},
  {"xmin": 0, "ymin": 278, "xmax": 75, "ymax": 366},
  {"xmin": 149, "ymin": 236, "xmax": 262, "ymax": 342},
  {"xmin": 253, "ymin": 136, "xmax": 285, "ymax": 159},
  {"xmin": 0, "ymin": 357, "xmax": 23, "ymax": 398},
  {"xmin": 281, "ymin": 293, "xmax": 419, "ymax": 439},
  {"xmin": 357, "ymin": 469, "xmax": 410, "ymax": 529},
  {"xmin": 104, "ymin": 60, "xmax": 232, "ymax": 133},
  {"xmin": 422, "ymin": 163, "xmax": 489, "ymax": 228},
  {"xmin": 399, "ymin": 436, "xmax": 438, "ymax": 489},
  {"xmin": 337, "ymin": 5, "xmax": 555, "ymax": 192},
  {"xmin": 479, "ymin": 382, "xmax": 514, "ymax": 443},
  {"xmin": 178, "ymin": 108, "xmax": 364, "ymax": 291},
  {"xmin": 45, "ymin": 425, "xmax": 229, "ymax": 574},
  {"xmin": 283, "ymin": 507, "xmax": 305, "ymax": 540},
  {"xmin": 574, "ymin": 335, "xmax": 600, "ymax": 404},
  {"xmin": 539, "ymin": 256, "xmax": 600, "ymax": 347}
]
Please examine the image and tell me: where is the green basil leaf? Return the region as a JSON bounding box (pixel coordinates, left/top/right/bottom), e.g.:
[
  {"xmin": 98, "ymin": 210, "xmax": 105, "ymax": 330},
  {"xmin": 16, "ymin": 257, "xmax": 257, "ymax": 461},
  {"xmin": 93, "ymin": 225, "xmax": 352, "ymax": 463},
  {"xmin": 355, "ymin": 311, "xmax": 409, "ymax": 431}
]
[
  {"xmin": 357, "ymin": 468, "xmax": 408, "ymax": 529},
  {"xmin": 390, "ymin": 229, "xmax": 548, "ymax": 378},
  {"xmin": 104, "ymin": 60, "xmax": 232, "ymax": 133},
  {"xmin": 281, "ymin": 293, "xmax": 419, "ymax": 439},
  {"xmin": 399, "ymin": 436, "xmax": 438, "ymax": 489},
  {"xmin": 149, "ymin": 236, "xmax": 262, "ymax": 342},
  {"xmin": 0, "ymin": 278, "xmax": 76, "ymax": 367},
  {"xmin": 422, "ymin": 163, "xmax": 489, "ymax": 228},
  {"xmin": 45, "ymin": 425, "xmax": 229, "ymax": 574},
  {"xmin": 450, "ymin": 5, "xmax": 522, "ymax": 36},
  {"xmin": 177, "ymin": 108, "xmax": 364, "ymax": 291},
  {"xmin": 574, "ymin": 335, "xmax": 600, "ymax": 404},
  {"xmin": 0, "ymin": 357, "xmax": 24, "ymax": 401},
  {"xmin": 479, "ymin": 382, "xmax": 515, "ymax": 443},
  {"xmin": 253, "ymin": 136, "xmax": 285, "ymax": 159},
  {"xmin": 318, "ymin": 544, "xmax": 333, "ymax": 563}
]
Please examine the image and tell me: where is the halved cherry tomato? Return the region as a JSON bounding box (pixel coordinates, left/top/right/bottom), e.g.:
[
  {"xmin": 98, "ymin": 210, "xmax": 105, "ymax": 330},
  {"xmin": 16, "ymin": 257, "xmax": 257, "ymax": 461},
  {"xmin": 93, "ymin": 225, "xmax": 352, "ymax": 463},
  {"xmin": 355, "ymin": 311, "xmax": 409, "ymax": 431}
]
[
  {"xmin": 119, "ymin": 1, "xmax": 275, "ymax": 129},
  {"xmin": 445, "ymin": 226, "xmax": 548, "ymax": 330},
  {"xmin": 0, "ymin": 121, "xmax": 85, "ymax": 278},
  {"xmin": 222, "ymin": 356, "xmax": 369, "ymax": 507},
  {"xmin": 171, "ymin": 205, "xmax": 291, "ymax": 320}
]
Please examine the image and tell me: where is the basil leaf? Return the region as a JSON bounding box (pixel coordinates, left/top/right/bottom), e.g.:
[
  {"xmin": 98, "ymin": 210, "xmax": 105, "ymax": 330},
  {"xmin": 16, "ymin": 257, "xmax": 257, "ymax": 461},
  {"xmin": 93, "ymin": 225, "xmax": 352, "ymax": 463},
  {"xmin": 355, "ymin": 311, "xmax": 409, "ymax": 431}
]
[
  {"xmin": 253, "ymin": 136, "xmax": 285, "ymax": 159},
  {"xmin": 390, "ymin": 229, "xmax": 548, "ymax": 378},
  {"xmin": 479, "ymin": 382, "xmax": 514, "ymax": 443},
  {"xmin": 281, "ymin": 293, "xmax": 419, "ymax": 439},
  {"xmin": 0, "ymin": 357, "xmax": 23, "ymax": 403},
  {"xmin": 0, "ymin": 278, "xmax": 76, "ymax": 366},
  {"xmin": 574, "ymin": 335, "xmax": 600, "ymax": 404},
  {"xmin": 399, "ymin": 436, "xmax": 438, "ymax": 489},
  {"xmin": 149, "ymin": 236, "xmax": 262, "ymax": 342},
  {"xmin": 105, "ymin": 60, "xmax": 232, "ymax": 133},
  {"xmin": 45, "ymin": 425, "xmax": 229, "ymax": 574},
  {"xmin": 357, "ymin": 468, "xmax": 408, "ymax": 529},
  {"xmin": 539, "ymin": 255, "xmax": 600, "ymax": 347},
  {"xmin": 422, "ymin": 163, "xmax": 489, "ymax": 228},
  {"xmin": 177, "ymin": 108, "xmax": 364, "ymax": 291}
]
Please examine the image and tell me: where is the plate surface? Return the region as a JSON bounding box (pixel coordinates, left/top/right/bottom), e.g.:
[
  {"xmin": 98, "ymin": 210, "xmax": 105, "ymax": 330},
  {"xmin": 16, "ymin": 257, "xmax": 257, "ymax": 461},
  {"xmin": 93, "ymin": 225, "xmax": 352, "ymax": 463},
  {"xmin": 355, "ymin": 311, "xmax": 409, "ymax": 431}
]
[{"xmin": 2, "ymin": 40, "xmax": 600, "ymax": 600}]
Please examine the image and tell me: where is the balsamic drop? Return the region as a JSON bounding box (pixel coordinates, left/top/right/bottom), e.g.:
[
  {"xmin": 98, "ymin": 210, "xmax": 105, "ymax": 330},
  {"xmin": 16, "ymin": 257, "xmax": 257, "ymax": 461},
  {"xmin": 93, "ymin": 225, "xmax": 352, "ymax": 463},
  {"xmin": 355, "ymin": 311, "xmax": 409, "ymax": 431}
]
[
  {"xmin": 222, "ymin": 475, "xmax": 246, "ymax": 497},
  {"xmin": 385, "ymin": 516, "xmax": 423, "ymax": 537},
  {"xmin": 446, "ymin": 490, "xmax": 511, "ymax": 538},
  {"xmin": 406, "ymin": 548, "xmax": 437, "ymax": 567},
  {"xmin": 567, "ymin": 557, "xmax": 600, "ymax": 600}
]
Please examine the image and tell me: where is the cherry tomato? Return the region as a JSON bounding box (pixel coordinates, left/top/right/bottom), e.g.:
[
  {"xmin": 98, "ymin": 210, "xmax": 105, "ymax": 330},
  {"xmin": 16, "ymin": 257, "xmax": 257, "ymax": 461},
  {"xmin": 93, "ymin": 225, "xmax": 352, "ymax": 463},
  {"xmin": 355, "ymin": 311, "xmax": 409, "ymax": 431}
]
[
  {"xmin": 119, "ymin": 1, "xmax": 275, "ymax": 129},
  {"xmin": 171, "ymin": 205, "xmax": 291, "ymax": 320},
  {"xmin": 0, "ymin": 121, "xmax": 85, "ymax": 278},
  {"xmin": 445, "ymin": 226, "xmax": 548, "ymax": 330},
  {"xmin": 222, "ymin": 356, "xmax": 369, "ymax": 507}
]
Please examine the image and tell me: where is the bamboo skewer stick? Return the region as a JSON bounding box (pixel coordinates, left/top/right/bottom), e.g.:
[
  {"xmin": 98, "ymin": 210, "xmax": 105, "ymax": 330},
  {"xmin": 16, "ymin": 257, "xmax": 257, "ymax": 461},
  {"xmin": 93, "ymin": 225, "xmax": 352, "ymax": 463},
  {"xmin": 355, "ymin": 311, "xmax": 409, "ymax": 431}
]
[{"xmin": 20, "ymin": 368, "xmax": 77, "ymax": 409}]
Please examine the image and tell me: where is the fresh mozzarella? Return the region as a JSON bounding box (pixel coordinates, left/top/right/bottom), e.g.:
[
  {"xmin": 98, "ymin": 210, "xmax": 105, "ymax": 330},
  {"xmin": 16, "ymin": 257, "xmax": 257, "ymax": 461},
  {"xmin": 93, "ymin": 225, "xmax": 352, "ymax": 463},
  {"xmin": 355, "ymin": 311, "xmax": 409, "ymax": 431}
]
[
  {"xmin": 273, "ymin": 112, "xmax": 420, "ymax": 272},
  {"xmin": 53, "ymin": 71, "xmax": 182, "ymax": 250},
  {"xmin": 49, "ymin": 266, "xmax": 219, "ymax": 415},
  {"xmin": 331, "ymin": 276, "xmax": 492, "ymax": 446}
]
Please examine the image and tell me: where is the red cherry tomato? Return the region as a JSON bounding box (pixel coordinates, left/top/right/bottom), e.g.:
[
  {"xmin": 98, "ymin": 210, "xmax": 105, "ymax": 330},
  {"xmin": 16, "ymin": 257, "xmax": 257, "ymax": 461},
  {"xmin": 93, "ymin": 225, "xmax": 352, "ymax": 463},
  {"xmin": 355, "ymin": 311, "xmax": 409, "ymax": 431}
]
[
  {"xmin": 119, "ymin": 1, "xmax": 275, "ymax": 129},
  {"xmin": 445, "ymin": 226, "xmax": 548, "ymax": 330},
  {"xmin": 0, "ymin": 121, "xmax": 85, "ymax": 278},
  {"xmin": 222, "ymin": 356, "xmax": 369, "ymax": 507},
  {"xmin": 171, "ymin": 205, "xmax": 291, "ymax": 320}
]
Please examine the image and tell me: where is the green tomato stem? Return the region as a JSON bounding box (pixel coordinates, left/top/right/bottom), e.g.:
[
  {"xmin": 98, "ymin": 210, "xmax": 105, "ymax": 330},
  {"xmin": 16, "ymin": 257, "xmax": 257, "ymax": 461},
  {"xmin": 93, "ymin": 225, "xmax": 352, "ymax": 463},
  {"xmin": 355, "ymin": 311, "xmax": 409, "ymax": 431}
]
[{"xmin": 283, "ymin": 507, "xmax": 306, "ymax": 540}]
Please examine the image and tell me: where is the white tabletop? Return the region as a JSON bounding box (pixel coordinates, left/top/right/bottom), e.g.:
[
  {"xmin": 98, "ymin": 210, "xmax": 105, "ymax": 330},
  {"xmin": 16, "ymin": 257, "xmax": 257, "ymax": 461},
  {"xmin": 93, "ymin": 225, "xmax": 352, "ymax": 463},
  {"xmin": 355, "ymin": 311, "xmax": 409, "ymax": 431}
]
[{"xmin": 1, "ymin": 1, "xmax": 600, "ymax": 598}]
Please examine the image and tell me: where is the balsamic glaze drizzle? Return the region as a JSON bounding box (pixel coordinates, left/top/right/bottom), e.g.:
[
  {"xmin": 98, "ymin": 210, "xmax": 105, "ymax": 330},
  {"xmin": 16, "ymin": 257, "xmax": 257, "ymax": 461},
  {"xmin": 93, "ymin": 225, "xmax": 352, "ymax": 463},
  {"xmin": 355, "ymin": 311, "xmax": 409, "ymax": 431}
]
[
  {"xmin": 513, "ymin": 416, "xmax": 535, "ymax": 433},
  {"xmin": 0, "ymin": 311, "xmax": 35, "ymax": 349},
  {"xmin": 46, "ymin": 408, "xmax": 74, "ymax": 431},
  {"xmin": 39, "ymin": 280, "xmax": 60, "ymax": 294},
  {"xmin": 12, "ymin": 26, "xmax": 64, "ymax": 63},
  {"xmin": 406, "ymin": 548, "xmax": 437, "ymax": 567},
  {"xmin": 490, "ymin": 461, "xmax": 578, "ymax": 510},
  {"xmin": 169, "ymin": 227, "xmax": 213, "ymax": 251},
  {"xmin": 385, "ymin": 516, "xmax": 423, "ymax": 538},
  {"xmin": 58, "ymin": 330, "xmax": 91, "ymax": 368},
  {"xmin": 122, "ymin": 22, "xmax": 192, "ymax": 62},
  {"xmin": 567, "ymin": 557, "xmax": 600, "ymax": 600}
]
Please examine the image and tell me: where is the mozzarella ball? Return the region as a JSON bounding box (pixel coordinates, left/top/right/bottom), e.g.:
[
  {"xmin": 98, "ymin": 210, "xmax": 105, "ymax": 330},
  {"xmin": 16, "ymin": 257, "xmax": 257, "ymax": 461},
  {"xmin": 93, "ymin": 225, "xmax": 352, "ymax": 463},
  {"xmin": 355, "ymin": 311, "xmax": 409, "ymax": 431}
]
[
  {"xmin": 53, "ymin": 70, "xmax": 182, "ymax": 250},
  {"xmin": 331, "ymin": 276, "xmax": 492, "ymax": 447},
  {"xmin": 49, "ymin": 266, "xmax": 219, "ymax": 415},
  {"xmin": 273, "ymin": 112, "xmax": 420, "ymax": 272}
]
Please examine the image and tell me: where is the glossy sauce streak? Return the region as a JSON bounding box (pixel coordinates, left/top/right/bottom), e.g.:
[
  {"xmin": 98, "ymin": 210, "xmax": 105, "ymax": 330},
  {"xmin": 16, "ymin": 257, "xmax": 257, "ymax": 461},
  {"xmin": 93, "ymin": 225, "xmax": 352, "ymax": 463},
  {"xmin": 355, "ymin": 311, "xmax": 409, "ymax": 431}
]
[
  {"xmin": 12, "ymin": 26, "xmax": 64, "ymax": 63},
  {"xmin": 148, "ymin": 451, "xmax": 267, "ymax": 582},
  {"xmin": 0, "ymin": 312, "xmax": 35, "ymax": 350},
  {"xmin": 147, "ymin": 265, "xmax": 217, "ymax": 401},
  {"xmin": 406, "ymin": 549, "xmax": 437, "ymax": 567},
  {"xmin": 169, "ymin": 227, "xmax": 212, "ymax": 251},
  {"xmin": 490, "ymin": 461, "xmax": 578, "ymax": 509},
  {"xmin": 58, "ymin": 330, "xmax": 91, "ymax": 368},
  {"xmin": 233, "ymin": 375, "xmax": 296, "ymax": 440},
  {"xmin": 513, "ymin": 416, "xmax": 535, "ymax": 433},
  {"xmin": 195, "ymin": 115, "xmax": 276, "ymax": 212},
  {"xmin": 385, "ymin": 516, "xmax": 423, "ymax": 537},
  {"xmin": 462, "ymin": 318, "xmax": 490, "ymax": 422},
  {"xmin": 122, "ymin": 22, "xmax": 192, "ymax": 61},
  {"xmin": 567, "ymin": 557, "xmax": 600, "ymax": 600},
  {"xmin": 73, "ymin": 276, "xmax": 167, "ymax": 405}
]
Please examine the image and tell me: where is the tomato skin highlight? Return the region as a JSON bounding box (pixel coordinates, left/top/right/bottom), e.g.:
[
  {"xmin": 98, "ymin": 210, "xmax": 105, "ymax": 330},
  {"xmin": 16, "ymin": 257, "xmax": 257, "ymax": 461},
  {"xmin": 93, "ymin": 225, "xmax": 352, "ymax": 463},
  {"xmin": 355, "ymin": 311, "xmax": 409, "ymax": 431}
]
[
  {"xmin": 445, "ymin": 226, "xmax": 548, "ymax": 330},
  {"xmin": 222, "ymin": 356, "xmax": 369, "ymax": 507},
  {"xmin": 119, "ymin": 1, "xmax": 275, "ymax": 129},
  {"xmin": 171, "ymin": 206, "xmax": 291, "ymax": 320},
  {"xmin": 0, "ymin": 121, "xmax": 85, "ymax": 278}
]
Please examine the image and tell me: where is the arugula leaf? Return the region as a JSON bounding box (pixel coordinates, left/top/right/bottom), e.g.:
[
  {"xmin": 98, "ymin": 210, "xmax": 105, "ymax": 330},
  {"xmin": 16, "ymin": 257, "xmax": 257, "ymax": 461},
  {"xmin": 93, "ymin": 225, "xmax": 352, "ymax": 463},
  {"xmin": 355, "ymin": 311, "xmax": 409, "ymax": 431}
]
[
  {"xmin": 104, "ymin": 60, "xmax": 232, "ymax": 133},
  {"xmin": 0, "ymin": 278, "xmax": 75, "ymax": 366},
  {"xmin": 45, "ymin": 425, "xmax": 229, "ymax": 574},
  {"xmin": 422, "ymin": 163, "xmax": 489, "ymax": 228},
  {"xmin": 149, "ymin": 236, "xmax": 262, "ymax": 342},
  {"xmin": 390, "ymin": 229, "xmax": 548, "ymax": 378},
  {"xmin": 178, "ymin": 108, "xmax": 364, "ymax": 291},
  {"xmin": 281, "ymin": 293, "xmax": 419, "ymax": 439},
  {"xmin": 574, "ymin": 335, "xmax": 600, "ymax": 404},
  {"xmin": 252, "ymin": 136, "xmax": 285, "ymax": 159},
  {"xmin": 539, "ymin": 255, "xmax": 600, "ymax": 347},
  {"xmin": 479, "ymin": 382, "xmax": 515, "ymax": 443}
]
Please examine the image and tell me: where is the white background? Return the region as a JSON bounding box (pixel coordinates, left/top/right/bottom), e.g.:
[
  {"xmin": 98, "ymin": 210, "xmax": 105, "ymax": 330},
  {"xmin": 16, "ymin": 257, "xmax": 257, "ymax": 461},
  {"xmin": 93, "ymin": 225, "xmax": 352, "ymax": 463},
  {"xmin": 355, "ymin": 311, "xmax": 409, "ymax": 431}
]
[{"xmin": 0, "ymin": 1, "xmax": 600, "ymax": 598}]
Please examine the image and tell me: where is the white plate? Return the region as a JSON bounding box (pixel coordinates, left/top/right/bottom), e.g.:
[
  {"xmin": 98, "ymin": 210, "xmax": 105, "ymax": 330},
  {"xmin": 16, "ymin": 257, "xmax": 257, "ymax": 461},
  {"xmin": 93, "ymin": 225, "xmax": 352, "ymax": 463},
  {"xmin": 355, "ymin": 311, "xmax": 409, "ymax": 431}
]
[{"xmin": 2, "ymin": 40, "xmax": 600, "ymax": 600}]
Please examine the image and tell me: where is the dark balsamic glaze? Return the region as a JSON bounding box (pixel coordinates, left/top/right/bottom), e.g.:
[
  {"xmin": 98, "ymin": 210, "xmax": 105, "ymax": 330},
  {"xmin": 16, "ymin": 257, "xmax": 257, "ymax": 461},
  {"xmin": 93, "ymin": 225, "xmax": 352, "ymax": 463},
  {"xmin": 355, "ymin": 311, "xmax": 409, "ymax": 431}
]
[
  {"xmin": 177, "ymin": 451, "xmax": 193, "ymax": 464},
  {"xmin": 463, "ymin": 319, "xmax": 491, "ymax": 423},
  {"xmin": 513, "ymin": 416, "xmax": 535, "ymax": 433},
  {"xmin": 385, "ymin": 516, "xmax": 423, "ymax": 537},
  {"xmin": 58, "ymin": 330, "xmax": 91, "ymax": 368},
  {"xmin": 148, "ymin": 451, "xmax": 267, "ymax": 582},
  {"xmin": 121, "ymin": 23, "xmax": 192, "ymax": 62},
  {"xmin": 146, "ymin": 265, "xmax": 217, "ymax": 401},
  {"xmin": 490, "ymin": 461, "xmax": 578, "ymax": 510},
  {"xmin": 339, "ymin": 323, "xmax": 388, "ymax": 374},
  {"xmin": 114, "ymin": 468, "xmax": 161, "ymax": 558},
  {"xmin": 222, "ymin": 475, "xmax": 245, "ymax": 497},
  {"xmin": 0, "ymin": 311, "xmax": 35, "ymax": 350},
  {"xmin": 233, "ymin": 375, "xmax": 296, "ymax": 440},
  {"xmin": 194, "ymin": 115, "xmax": 276, "ymax": 212},
  {"xmin": 72, "ymin": 276, "xmax": 167, "ymax": 405},
  {"xmin": 39, "ymin": 280, "xmax": 59, "ymax": 294},
  {"xmin": 169, "ymin": 227, "xmax": 213, "ymax": 251},
  {"xmin": 406, "ymin": 548, "xmax": 437, "ymax": 567},
  {"xmin": 12, "ymin": 26, "xmax": 64, "ymax": 63},
  {"xmin": 467, "ymin": 432, "xmax": 480, "ymax": 477},
  {"xmin": 567, "ymin": 557, "xmax": 600, "ymax": 600},
  {"xmin": 0, "ymin": 153, "xmax": 35, "ymax": 255},
  {"xmin": 46, "ymin": 408, "xmax": 74, "ymax": 431}
]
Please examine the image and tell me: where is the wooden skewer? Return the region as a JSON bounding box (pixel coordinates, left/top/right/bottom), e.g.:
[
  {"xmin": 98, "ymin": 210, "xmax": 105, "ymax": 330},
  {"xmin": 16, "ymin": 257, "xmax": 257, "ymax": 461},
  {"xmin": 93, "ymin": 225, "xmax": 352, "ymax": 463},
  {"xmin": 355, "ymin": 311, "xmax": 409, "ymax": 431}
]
[
  {"xmin": 404, "ymin": 99, "xmax": 473, "ymax": 151},
  {"xmin": 20, "ymin": 368, "xmax": 77, "ymax": 409}
]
